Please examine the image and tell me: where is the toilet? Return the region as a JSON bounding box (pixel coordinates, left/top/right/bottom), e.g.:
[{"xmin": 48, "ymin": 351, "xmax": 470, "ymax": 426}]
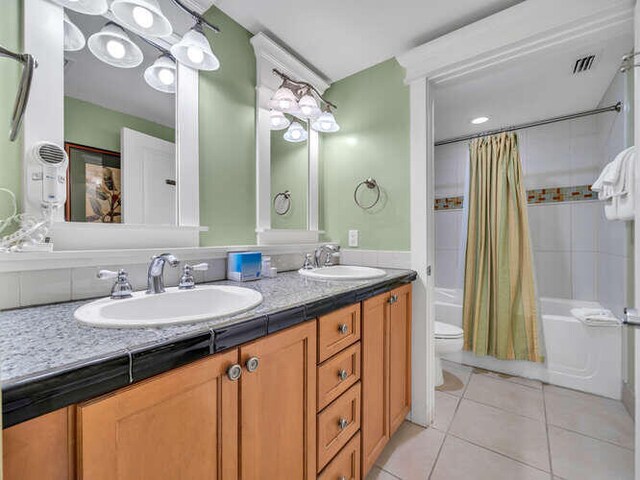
[{"xmin": 435, "ymin": 321, "xmax": 464, "ymax": 387}]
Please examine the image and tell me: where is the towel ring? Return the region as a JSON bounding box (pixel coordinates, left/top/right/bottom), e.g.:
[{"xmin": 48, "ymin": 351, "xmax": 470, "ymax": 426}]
[
  {"xmin": 273, "ymin": 190, "xmax": 291, "ymax": 215},
  {"xmin": 354, "ymin": 178, "xmax": 380, "ymax": 210}
]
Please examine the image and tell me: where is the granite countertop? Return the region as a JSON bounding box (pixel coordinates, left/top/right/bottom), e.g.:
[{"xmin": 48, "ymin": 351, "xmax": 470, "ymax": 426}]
[{"xmin": 1, "ymin": 268, "xmax": 416, "ymax": 427}]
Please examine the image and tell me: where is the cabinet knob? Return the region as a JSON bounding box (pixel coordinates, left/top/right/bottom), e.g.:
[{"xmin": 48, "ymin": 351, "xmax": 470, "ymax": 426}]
[
  {"xmin": 227, "ymin": 364, "xmax": 242, "ymax": 381},
  {"xmin": 338, "ymin": 418, "xmax": 349, "ymax": 430},
  {"xmin": 338, "ymin": 323, "xmax": 349, "ymax": 334},
  {"xmin": 338, "ymin": 477, "xmax": 347, "ymax": 480},
  {"xmin": 388, "ymin": 294, "xmax": 398, "ymax": 304},
  {"xmin": 245, "ymin": 356, "xmax": 260, "ymax": 373},
  {"xmin": 338, "ymin": 369, "xmax": 348, "ymax": 381}
]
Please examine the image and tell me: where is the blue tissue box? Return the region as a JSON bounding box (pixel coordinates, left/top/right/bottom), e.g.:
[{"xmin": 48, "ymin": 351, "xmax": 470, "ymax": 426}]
[{"xmin": 227, "ymin": 252, "xmax": 262, "ymax": 282}]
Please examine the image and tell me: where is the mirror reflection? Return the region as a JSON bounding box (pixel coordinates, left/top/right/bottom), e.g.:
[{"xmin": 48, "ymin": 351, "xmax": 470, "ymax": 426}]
[
  {"xmin": 270, "ymin": 120, "xmax": 308, "ymax": 230},
  {"xmin": 63, "ymin": 11, "xmax": 176, "ymax": 225}
]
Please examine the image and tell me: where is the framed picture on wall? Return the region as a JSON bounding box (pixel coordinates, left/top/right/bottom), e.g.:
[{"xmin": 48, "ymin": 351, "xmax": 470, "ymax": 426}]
[{"xmin": 64, "ymin": 143, "xmax": 122, "ymax": 223}]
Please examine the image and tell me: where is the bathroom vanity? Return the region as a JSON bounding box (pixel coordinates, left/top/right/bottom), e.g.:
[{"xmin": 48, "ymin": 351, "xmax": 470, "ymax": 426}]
[{"xmin": 2, "ymin": 269, "xmax": 415, "ymax": 480}]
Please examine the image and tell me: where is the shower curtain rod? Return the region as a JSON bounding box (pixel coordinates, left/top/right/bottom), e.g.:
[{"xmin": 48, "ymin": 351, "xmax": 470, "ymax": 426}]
[{"xmin": 435, "ymin": 102, "xmax": 622, "ymax": 147}]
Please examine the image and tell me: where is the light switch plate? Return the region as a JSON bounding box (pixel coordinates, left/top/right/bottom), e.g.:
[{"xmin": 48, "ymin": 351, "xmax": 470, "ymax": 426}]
[{"xmin": 348, "ymin": 229, "xmax": 359, "ymax": 247}]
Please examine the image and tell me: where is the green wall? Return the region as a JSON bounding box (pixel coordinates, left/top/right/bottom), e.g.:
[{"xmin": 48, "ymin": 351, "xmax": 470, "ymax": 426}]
[
  {"xmin": 198, "ymin": 6, "xmax": 256, "ymax": 246},
  {"xmin": 0, "ymin": 0, "xmax": 22, "ymax": 226},
  {"xmin": 271, "ymin": 129, "xmax": 308, "ymax": 229},
  {"xmin": 320, "ymin": 59, "xmax": 410, "ymax": 250},
  {"xmin": 64, "ymin": 96, "xmax": 174, "ymax": 152}
]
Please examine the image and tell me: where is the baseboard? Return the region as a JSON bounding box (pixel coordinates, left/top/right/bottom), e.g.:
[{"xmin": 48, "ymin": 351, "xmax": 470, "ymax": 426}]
[{"xmin": 621, "ymin": 381, "xmax": 635, "ymax": 419}]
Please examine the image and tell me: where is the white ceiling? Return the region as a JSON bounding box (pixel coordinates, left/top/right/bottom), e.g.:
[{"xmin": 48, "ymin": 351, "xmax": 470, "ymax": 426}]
[
  {"xmin": 213, "ymin": 0, "xmax": 524, "ymax": 82},
  {"xmin": 434, "ymin": 25, "xmax": 633, "ymax": 142},
  {"xmin": 64, "ymin": 0, "xmax": 202, "ymax": 129}
]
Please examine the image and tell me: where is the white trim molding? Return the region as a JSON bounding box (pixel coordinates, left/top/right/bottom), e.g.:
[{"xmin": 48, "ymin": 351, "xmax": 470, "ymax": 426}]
[{"xmin": 251, "ymin": 33, "xmax": 329, "ymax": 245}]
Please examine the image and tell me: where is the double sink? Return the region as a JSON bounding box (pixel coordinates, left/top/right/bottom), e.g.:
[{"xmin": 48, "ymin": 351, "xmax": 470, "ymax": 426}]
[{"xmin": 75, "ymin": 257, "xmax": 386, "ymax": 328}]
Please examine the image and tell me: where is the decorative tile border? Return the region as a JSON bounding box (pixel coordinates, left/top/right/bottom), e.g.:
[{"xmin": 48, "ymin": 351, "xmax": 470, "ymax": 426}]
[{"xmin": 435, "ymin": 184, "xmax": 595, "ymax": 211}]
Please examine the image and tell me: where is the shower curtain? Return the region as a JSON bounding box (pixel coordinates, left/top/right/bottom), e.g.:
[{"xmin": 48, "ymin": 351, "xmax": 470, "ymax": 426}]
[{"xmin": 462, "ymin": 132, "xmax": 541, "ymax": 362}]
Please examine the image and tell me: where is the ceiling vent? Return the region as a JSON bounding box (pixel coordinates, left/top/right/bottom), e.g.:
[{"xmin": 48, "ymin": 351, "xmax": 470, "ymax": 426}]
[{"xmin": 572, "ymin": 54, "xmax": 596, "ymax": 74}]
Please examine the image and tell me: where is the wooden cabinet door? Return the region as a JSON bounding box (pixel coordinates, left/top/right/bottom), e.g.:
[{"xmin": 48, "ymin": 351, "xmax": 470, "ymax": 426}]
[
  {"xmin": 77, "ymin": 349, "xmax": 239, "ymax": 480},
  {"xmin": 239, "ymin": 321, "xmax": 317, "ymax": 480},
  {"xmin": 361, "ymin": 293, "xmax": 390, "ymax": 476},
  {"xmin": 3, "ymin": 407, "xmax": 74, "ymax": 480},
  {"xmin": 388, "ymin": 284, "xmax": 412, "ymax": 435}
]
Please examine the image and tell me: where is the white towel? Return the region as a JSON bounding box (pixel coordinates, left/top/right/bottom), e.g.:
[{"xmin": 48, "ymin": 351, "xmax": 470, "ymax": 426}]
[
  {"xmin": 592, "ymin": 146, "xmax": 635, "ymax": 200},
  {"xmin": 617, "ymin": 147, "xmax": 636, "ymax": 220},
  {"xmin": 571, "ymin": 308, "xmax": 621, "ymax": 327}
]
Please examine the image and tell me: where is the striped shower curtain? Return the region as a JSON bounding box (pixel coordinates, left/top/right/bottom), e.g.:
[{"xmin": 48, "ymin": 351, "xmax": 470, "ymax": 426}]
[{"xmin": 462, "ymin": 132, "xmax": 541, "ymax": 362}]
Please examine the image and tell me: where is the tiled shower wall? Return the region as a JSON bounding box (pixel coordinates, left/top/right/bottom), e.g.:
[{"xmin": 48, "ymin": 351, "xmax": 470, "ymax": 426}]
[{"xmin": 434, "ymin": 75, "xmax": 630, "ymax": 317}]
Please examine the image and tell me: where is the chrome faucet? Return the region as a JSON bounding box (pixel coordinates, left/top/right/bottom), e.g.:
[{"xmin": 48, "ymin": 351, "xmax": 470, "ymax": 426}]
[
  {"xmin": 146, "ymin": 253, "xmax": 179, "ymax": 294},
  {"xmin": 314, "ymin": 244, "xmax": 341, "ymax": 268}
]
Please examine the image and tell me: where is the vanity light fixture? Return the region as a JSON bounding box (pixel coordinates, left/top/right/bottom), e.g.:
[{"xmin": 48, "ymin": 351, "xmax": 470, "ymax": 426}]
[
  {"xmin": 50, "ymin": 0, "xmax": 108, "ymax": 15},
  {"xmin": 269, "ymin": 110, "xmax": 290, "ymax": 130},
  {"xmin": 88, "ymin": 23, "xmax": 143, "ymax": 68},
  {"xmin": 269, "ymin": 87, "xmax": 299, "ymax": 113},
  {"xmin": 283, "ymin": 121, "xmax": 308, "ymax": 143},
  {"xmin": 311, "ymin": 108, "xmax": 340, "ymax": 133},
  {"xmin": 144, "ymin": 54, "xmax": 176, "ymax": 93},
  {"xmin": 63, "ymin": 13, "xmax": 86, "ymax": 52},
  {"xmin": 471, "ymin": 116, "xmax": 489, "ymax": 125},
  {"xmin": 298, "ymin": 94, "xmax": 320, "ymax": 119},
  {"xmin": 111, "ymin": 0, "xmax": 173, "ymax": 37},
  {"xmin": 170, "ymin": 22, "xmax": 220, "ymax": 71}
]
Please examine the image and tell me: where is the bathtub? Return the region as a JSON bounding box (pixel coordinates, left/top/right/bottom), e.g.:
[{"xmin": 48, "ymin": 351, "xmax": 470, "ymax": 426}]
[{"xmin": 435, "ymin": 288, "xmax": 622, "ymax": 399}]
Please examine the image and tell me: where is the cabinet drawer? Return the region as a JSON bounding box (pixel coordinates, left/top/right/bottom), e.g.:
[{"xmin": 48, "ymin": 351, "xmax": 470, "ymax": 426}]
[
  {"xmin": 317, "ymin": 382, "xmax": 361, "ymax": 472},
  {"xmin": 318, "ymin": 304, "xmax": 361, "ymax": 363},
  {"xmin": 317, "ymin": 432, "xmax": 361, "ymax": 480},
  {"xmin": 317, "ymin": 343, "xmax": 361, "ymax": 411}
]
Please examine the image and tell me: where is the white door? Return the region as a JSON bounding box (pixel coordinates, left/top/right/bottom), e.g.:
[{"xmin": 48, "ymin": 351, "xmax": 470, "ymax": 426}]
[{"xmin": 121, "ymin": 127, "xmax": 176, "ymax": 225}]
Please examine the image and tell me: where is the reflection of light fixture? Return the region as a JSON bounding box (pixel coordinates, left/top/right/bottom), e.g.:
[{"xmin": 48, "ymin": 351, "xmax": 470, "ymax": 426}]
[
  {"xmin": 471, "ymin": 116, "xmax": 489, "ymax": 124},
  {"xmin": 170, "ymin": 22, "xmax": 220, "ymax": 71},
  {"xmin": 144, "ymin": 55, "xmax": 176, "ymax": 93},
  {"xmin": 270, "ymin": 110, "xmax": 290, "ymax": 130},
  {"xmin": 311, "ymin": 110, "xmax": 340, "ymax": 133},
  {"xmin": 298, "ymin": 94, "xmax": 320, "ymax": 119},
  {"xmin": 88, "ymin": 23, "xmax": 143, "ymax": 68},
  {"xmin": 269, "ymin": 87, "xmax": 298, "ymax": 113},
  {"xmin": 50, "ymin": 0, "xmax": 108, "ymax": 15},
  {"xmin": 111, "ymin": 0, "xmax": 173, "ymax": 37},
  {"xmin": 63, "ymin": 13, "xmax": 86, "ymax": 52},
  {"xmin": 283, "ymin": 121, "xmax": 308, "ymax": 143}
]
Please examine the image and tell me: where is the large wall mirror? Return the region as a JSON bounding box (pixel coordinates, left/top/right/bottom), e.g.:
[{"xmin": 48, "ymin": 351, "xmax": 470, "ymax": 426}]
[
  {"xmin": 22, "ymin": 0, "xmax": 201, "ymax": 250},
  {"xmin": 252, "ymin": 33, "xmax": 328, "ymax": 244}
]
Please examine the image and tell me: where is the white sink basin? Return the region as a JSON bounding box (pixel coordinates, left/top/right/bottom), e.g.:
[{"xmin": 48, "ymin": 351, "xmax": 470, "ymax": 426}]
[
  {"xmin": 75, "ymin": 285, "xmax": 263, "ymax": 328},
  {"xmin": 298, "ymin": 265, "xmax": 387, "ymax": 281}
]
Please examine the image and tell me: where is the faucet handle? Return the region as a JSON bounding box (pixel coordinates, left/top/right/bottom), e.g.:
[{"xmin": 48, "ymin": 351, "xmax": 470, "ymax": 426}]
[
  {"xmin": 179, "ymin": 263, "xmax": 209, "ymax": 290},
  {"xmin": 302, "ymin": 253, "xmax": 314, "ymax": 270},
  {"xmin": 98, "ymin": 269, "xmax": 133, "ymax": 299}
]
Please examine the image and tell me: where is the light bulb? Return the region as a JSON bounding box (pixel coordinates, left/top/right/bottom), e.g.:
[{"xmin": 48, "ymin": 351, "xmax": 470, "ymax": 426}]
[
  {"xmin": 321, "ymin": 121, "xmax": 332, "ymax": 130},
  {"xmin": 291, "ymin": 130, "xmax": 301, "ymax": 140},
  {"xmin": 132, "ymin": 6, "xmax": 154, "ymax": 29},
  {"xmin": 278, "ymin": 99, "xmax": 291, "ymax": 110},
  {"xmin": 300, "ymin": 106, "xmax": 313, "ymax": 116},
  {"xmin": 106, "ymin": 39, "xmax": 126, "ymax": 59},
  {"xmin": 158, "ymin": 68, "xmax": 175, "ymax": 86},
  {"xmin": 187, "ymin": 46, "xmax": 204, "ymax": 64}
]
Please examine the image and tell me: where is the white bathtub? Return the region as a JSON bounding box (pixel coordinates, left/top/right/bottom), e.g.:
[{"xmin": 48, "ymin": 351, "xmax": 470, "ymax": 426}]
[{"xmin": 436, "ymin": 288, "xmax": 622, "ymax": 399}]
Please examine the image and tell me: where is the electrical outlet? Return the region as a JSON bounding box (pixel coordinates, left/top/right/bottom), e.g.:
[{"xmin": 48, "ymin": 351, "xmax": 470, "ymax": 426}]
[{"xmin": 348, "ymin": 230, "xmax": 359, "ymax": 247}]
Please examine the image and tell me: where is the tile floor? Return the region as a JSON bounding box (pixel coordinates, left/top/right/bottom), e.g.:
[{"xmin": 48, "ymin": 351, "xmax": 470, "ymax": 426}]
[{"xmin": 367, "ymin": 359, "xmax": 634, "ymax": 480}]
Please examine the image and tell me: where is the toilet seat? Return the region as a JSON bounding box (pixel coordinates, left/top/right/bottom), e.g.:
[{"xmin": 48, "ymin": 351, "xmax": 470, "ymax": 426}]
[{"xmin": 435, "ymin": 321, "xmax": 463, "ymax": 339}]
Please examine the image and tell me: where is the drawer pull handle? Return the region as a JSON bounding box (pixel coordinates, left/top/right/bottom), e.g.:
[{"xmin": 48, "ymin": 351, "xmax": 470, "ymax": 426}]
[
  {"xmin": 388, "ymin": 294, "xmax": 398, "ymax": 304},
  {"xmin": 245, "ymin": 356, "xmax": 259, "ymax": 373},
  {"xmin": 338, "ymin": 369, "xmax": 348, "ymax": 381},
  {"xmin": 339, "ymin": 477, "xmax": 347, "ymax": 480},
  {"xmin": 338, "ymin": 418, "xmax": 349, "ymax": 430},
  {"xmin": 227, "ymin": 364, "xmax": 242, "ymax": 381},
  {"xmin": 338, "ymin": 323, "xmax": 349, "ymax": 334}
]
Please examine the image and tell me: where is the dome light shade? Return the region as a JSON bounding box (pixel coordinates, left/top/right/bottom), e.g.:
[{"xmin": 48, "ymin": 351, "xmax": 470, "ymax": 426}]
[
  {"xmin": 270, "ymin": 110, "xmax": 290, "ymax": 130},
  {"xmin": 111, "ymin": 0, "xmax": 173, "ymax": 37},
  {"xmin": 311, "ymin": 111, "xmax": 340, "ymax": 133},
  {"xmin": 298, "ymin": 94, "xmax": 320, "ymax": 119},
  {"xmin": 50, "ymin": 0, "xmax": 108, "ymax": 15},
  {"xmin": 283, "ymin": 121, "xmax": 308, "ymax": 143},
  {"xmin": 144, "ymin": 55, "xmax": 176, "ymax": 93},
  {"xmin": 269, "ymin": 87, "xmax": 298, "ymax": 113},
  {"xmin": 63, "ymin": 13, "xmax": 85, "ymax": 52},
  {"xmin": 88, "ymin": 23, "xmax": 143, "ymax": 68},
  {"xmin": 170, "ymin": 25, "xmax": 220, "ymax": 71}
]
